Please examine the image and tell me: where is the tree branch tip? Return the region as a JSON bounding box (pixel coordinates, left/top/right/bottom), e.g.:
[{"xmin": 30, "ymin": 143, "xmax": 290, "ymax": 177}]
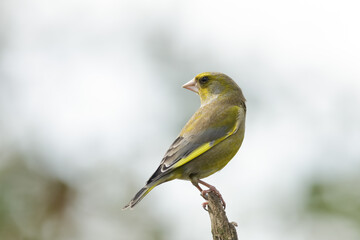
[{"xmin": 230, "ymin": 221, "xmax": 238, "ymax": 227}]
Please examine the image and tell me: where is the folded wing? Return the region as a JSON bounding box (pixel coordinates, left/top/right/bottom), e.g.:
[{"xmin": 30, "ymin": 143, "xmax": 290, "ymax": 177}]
[{"xmin": 147, "ymin": 105, "xmax": 242, "ymax": 184}]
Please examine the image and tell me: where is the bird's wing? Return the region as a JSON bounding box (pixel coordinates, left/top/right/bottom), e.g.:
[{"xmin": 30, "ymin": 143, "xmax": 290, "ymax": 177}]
[{"xmin": 147, "ymin": 105, "xmax": 243, "ymax": 184}]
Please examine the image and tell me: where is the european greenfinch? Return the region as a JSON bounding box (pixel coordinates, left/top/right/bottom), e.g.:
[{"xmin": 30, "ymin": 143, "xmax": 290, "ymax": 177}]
[{"xmin": 123, "ymin": 72, "xmax": 246, "ymax": 209}]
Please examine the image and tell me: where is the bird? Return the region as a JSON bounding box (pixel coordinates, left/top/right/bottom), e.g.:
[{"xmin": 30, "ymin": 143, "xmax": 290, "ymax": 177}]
[{"xmin": 123, "ymin": 72, "xmax": 246, "ymax": 210}]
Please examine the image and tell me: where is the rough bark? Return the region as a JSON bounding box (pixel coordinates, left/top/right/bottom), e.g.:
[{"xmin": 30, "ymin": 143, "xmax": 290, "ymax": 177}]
[{"xmin": 206, "ymin": 192, "xmax": 238, "ymax": 240}]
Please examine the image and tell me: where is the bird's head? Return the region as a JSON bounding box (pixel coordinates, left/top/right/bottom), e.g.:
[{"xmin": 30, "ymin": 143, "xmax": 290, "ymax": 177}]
[{"xmin": 183, "ymin": 72, "xmax": 246, "ymax": 105}]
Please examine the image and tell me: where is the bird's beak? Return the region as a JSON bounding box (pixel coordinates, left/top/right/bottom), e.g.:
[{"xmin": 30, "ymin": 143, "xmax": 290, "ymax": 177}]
[{"xmin": 182, "ymin": 78, "xmax": 199, "ymax": 94}]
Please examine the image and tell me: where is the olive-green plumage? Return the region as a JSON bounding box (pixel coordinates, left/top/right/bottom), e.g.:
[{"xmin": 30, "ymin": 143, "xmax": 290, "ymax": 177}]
[{"xmin": 123, "ymin": 72, "xmax": 246, "ymax": 209}]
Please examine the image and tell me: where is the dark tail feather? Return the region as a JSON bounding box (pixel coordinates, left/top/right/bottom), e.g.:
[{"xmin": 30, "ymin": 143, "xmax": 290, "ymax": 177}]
[{"xmin": 122, "ymin": 184, "xmax": 156, "ymax": 210}]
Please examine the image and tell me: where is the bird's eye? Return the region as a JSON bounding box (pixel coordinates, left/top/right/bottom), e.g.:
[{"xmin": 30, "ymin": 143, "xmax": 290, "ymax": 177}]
[{"xmin": 199, "ymin": 76, "xmax": 209, "ymax": 84}]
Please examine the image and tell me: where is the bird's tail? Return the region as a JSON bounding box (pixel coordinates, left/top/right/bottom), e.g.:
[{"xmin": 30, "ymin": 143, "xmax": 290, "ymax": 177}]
[{"xmin": 122, "ymin": 183, "xmax": 157, "ymax": 210}]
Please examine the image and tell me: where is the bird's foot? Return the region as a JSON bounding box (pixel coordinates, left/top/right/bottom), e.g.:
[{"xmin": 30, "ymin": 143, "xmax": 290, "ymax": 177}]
[
  {"xmin": 202, "ymin": 201, "xmax": 209, "ymax": 211},
  {"xmin": 201, "ymin": 186, "xmax": 226, "ymax": 209}
]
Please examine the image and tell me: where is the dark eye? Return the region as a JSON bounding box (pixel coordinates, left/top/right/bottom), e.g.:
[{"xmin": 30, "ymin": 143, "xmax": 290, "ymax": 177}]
[{"xmin": 199, "ymin": 76, "xmax": 209, "ymax": 84}]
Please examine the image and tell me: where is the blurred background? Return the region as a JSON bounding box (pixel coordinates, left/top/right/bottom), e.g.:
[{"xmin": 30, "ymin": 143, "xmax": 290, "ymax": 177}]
[{"xmin": 1, "ymin": 0, "xmax": 360, "ymax": 239}]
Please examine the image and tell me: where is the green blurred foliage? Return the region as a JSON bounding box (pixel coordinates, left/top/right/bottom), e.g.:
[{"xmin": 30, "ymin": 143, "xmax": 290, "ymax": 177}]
[
  {"xmin": 0, "ymin": 151, "xmax": 167, "ymax": 240},
  {"xmin": 306, "ymin": 174, "xmax": 360, "ymax": 226},
  {"xmin": 0, "ymin": 155, "xmax": 73, "ymax": 240}
]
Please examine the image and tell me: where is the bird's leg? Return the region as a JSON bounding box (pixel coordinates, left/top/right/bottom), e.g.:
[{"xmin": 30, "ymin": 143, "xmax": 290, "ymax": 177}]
[
  {"xmin": 198, "ymin": 179, "xmax": 226, "ymax": 209},
  {"xmin": 192, "ymin": 181, "xmax": 204, "ymax": 193},
  {"xmin": 191, "ymin": 179, "xmax": 209, "ymax": 211}
]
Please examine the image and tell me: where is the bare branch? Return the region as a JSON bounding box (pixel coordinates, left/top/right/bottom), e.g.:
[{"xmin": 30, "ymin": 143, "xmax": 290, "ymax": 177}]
[{"xmin": 206, "ymin": 192, "xmax": 238, "ymax": 240}]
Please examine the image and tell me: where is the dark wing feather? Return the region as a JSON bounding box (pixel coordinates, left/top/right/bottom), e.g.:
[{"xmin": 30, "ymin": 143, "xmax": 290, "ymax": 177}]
[{"xmin": 147, "ymin": 126, "xmax": 229, "ymax": 184}]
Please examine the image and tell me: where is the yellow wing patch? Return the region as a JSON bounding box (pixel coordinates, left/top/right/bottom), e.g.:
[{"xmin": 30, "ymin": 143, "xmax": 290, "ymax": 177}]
[{"xmin": 172, "ymin": 114, "xmax": 240, "ymax": 169}]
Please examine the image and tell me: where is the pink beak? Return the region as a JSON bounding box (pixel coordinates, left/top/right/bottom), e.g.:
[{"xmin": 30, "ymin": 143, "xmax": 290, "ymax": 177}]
[{"xmin": 182, "ymin": 78, "xmax": 199, "ymax": 93}]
